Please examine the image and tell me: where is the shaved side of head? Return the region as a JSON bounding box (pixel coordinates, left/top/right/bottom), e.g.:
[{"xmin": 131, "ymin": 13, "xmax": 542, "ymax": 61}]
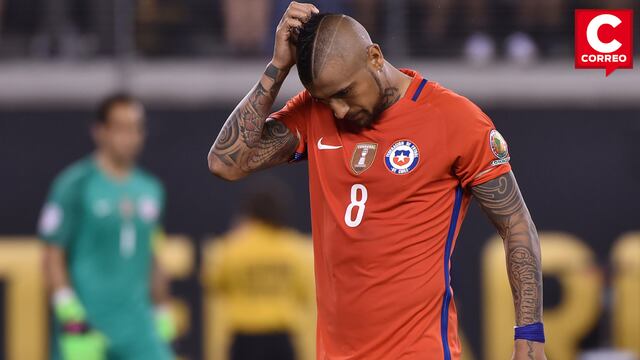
[
  {"xmin": 311, "ymin": 15, "xmax": 372, "ymax": 82},
  {"xmin": 294, "ymin": 13, "xmax": 401, "ymax": 133},
  {"xmin": 296, "ymin": 14, "xmax": 373, "ymax": 87}
]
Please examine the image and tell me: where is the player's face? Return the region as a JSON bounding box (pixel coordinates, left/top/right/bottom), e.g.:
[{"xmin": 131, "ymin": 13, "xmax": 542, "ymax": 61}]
[
  {"xmin": 308, "ymin": 57, "xmax": 386, "ymax": 132},
  {"xmin": 95, "ymin": 102, "xmax": 146, "ymax": 166}
]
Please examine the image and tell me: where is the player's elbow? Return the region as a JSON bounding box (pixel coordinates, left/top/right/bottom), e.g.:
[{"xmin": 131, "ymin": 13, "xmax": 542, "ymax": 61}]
[
  {"xmin": 207, "ymin": 153, "xmax": 246, "ymax": 181},
  {"xmin": 216, "ymin": 170, "xmax": 247, "ymax": 182}
]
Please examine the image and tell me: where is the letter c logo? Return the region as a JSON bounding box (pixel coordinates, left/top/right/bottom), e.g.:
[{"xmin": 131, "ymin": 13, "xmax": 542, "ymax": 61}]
[{"xmin": 586, "ymin": 14, "xmax": 623, "ymax": 53}]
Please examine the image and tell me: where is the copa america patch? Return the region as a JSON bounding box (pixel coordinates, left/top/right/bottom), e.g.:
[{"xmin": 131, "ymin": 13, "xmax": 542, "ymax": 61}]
[
  {"xmin": 39, "ymin": 203, "xmax": 62, "ymax": 236},
  {"xmin": 138, "ymin": 196, "xmax": 160, "ymax": 222},
  {"xmin": 384, "ymin": 140, "xmax": 420, "ymax": 175},
  {"xmin": 489, "ymin": 129, "xmax": 510, "ymax": 166}
]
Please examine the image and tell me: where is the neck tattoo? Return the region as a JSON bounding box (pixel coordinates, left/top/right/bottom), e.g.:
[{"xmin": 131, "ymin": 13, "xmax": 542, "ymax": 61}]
[{"xmin": 369, "ymin": 68, "xmax": 400, "ymax": 110}]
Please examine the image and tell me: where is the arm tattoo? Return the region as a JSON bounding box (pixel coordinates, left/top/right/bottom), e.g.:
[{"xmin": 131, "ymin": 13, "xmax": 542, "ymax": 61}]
[
  {"xmin": 527, "ymin": 341, "xmax": 535, "ymax": 359},
  {"xmin": 210, "ymin": 63, "xmax": 298, "ymax": 173},
  {"xmin": 264, "ymin": 63, "xmax": 279, "ymax": 80},
  {"xmin": 471, "ymin": 171, "xmax": 543, "ymax": 326},
  {"xmin": 246, "ymin": 121, "xmax": 298, "ymax": 170}
]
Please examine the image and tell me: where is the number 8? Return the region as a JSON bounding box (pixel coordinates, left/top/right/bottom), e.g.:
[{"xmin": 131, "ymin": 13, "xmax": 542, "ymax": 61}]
[{"xmin": 344, "ymin": 184, "xmax": 368, "ymax": 228}]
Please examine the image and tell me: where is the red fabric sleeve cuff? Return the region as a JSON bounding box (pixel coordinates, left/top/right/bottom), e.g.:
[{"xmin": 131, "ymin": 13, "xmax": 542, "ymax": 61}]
[{"xmin": 468, "ymin": 163, "xmax": 512, "ymax": 188}]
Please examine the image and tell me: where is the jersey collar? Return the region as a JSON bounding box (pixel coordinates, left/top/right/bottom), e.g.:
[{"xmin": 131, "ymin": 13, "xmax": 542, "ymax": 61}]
[{"xmin": 399, "ymin": 69, "xmax": 427, "ymax": 102}]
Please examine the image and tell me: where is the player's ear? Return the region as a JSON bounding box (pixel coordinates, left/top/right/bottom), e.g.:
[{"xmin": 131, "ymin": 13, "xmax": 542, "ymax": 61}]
[{"xmin": 366, "ymin": 44, "xmax": 384, "ymax": 72}]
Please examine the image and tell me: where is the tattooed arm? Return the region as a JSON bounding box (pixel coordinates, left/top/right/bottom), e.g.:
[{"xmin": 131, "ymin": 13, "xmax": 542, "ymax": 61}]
[
  {"xmin": 208, "ymin": 2, "xmax": 318, "ymax": 181},
  {"xmin": 207, "ymin": 63, "xmax": 298, "ymax": 181},
  {"xmin": 471, "ymin": 171, "xmax": 547, "ymax": 360}
]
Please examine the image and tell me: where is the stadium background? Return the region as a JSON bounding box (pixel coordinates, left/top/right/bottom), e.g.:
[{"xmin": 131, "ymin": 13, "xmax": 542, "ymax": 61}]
[{"xmin": 0, "ymin": 0, "xmax": 639, "ymax": 359}]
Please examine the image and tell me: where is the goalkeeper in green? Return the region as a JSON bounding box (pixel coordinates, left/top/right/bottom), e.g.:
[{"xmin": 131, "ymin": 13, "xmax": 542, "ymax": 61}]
[{"xmin": 38, "ymin": 94, "xmax": 176, "ymax": 360}]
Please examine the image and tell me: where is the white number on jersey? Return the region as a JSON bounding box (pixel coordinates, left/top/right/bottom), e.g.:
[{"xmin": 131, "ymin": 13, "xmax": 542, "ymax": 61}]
[
  {"xmin": 344, "ymin": 184, "xmax": 368, "ymax": 228},
  {"xmin": 120, "ymin": 222, "xmax": 136, "ymax": 258}
]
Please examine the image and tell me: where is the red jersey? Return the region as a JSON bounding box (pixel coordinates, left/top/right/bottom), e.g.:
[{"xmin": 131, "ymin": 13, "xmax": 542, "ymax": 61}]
[{"xmin": 269, "ymin": 69, "xmax": 511, "ymax": 360}]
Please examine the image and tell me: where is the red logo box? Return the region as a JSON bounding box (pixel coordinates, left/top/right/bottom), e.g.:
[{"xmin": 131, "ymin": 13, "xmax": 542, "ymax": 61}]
[{"xmin": 575, "ymin": 9, "xmax": 634, "ymax": 76}]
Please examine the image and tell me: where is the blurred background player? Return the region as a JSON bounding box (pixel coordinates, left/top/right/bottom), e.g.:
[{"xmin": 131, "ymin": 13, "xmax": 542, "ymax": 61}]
[
  {"xmin": 203, "ymin": 178, "xmax": 315, "ymax": 360},
  {"xmin": 38, "ymin": 93, "xmax": 177, "ymax": 360}
]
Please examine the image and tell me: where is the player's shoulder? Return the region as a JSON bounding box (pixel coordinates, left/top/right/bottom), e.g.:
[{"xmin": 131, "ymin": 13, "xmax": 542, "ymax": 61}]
[
  {"xmin": 281, "ymin": 227, "xmax": 310, "ymax": 244},
  {"xmin": 421, "ymin": 81, "xmax": 479, "ymax": 112},
  {"xmin": 294, "ymin": 89, "xmax": 313, "ymax": 102},
  {"xmin": 269, "ymin": 89, "xmax": 315, "ymax": 123},
  {"xmin": 280, "ymin": 89, "xmax": 313, "ymax": 108},
  {"xmin": 422, "ymin": 81, "xmax": 490, "ymax": 129},
  {"xmin": 219, "ymin": 223, "xmax": 259, "ymax": 248},
  {"xmin": 50, "ymin": 157, "xmax": 96, "ymax": 194}
]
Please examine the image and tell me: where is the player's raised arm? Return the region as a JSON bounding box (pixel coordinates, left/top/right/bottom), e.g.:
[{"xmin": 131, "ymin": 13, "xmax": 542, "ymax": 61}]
[
  {"xmin": 471, "ymin": 171, "xmax": 546, "ymax": 360},
  {"xmin": 208, "ymin": 2, "xmax": 319, "ymax": 181}
]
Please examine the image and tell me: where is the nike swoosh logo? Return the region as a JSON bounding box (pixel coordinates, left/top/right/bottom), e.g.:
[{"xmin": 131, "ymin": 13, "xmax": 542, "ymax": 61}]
[{"xmin": 317, "ymin": 137, "xmax": 343, "ymax": 150}]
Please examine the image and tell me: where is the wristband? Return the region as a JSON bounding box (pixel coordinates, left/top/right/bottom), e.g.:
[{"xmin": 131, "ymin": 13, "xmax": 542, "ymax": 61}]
[
  {"xmin": 514, "ymin": 322, "xmax": 545, "ymax": 343},
  {"xmin": 53, "ymin": 288, "xmax": 86, "ymax": 324},
  {"xmin": 63, "ymin": 322, "xmax": 90, "ymax": 334}
]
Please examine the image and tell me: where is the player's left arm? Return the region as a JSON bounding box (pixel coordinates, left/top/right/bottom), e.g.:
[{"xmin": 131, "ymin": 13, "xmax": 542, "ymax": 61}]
[
  {"xmin": 471, "ymin": 170, "xmax": 546, "ymax": 360},
  {"xmin": 151, "ymin": 257, "xmax": 170, "ymax": 305},
  {"xmin": 150, "ymin": 255, "xmax": 177, "ymax": 342}
]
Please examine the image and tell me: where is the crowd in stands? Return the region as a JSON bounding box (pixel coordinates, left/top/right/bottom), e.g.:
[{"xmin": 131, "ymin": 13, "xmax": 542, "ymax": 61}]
[{"xmin": 0, "ymin": 0, "xmax": 636, "ymax": 62}]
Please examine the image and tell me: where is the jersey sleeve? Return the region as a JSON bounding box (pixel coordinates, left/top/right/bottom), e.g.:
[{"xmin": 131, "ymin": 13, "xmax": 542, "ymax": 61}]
[
  {"xmin": 447, "ymin": 94, "xmax": 512, "ymax": 188},
  {"xmin": 156, "ymin": 180, "xmax": 167, "ymax": 223},
  {"xmin": 38, "ymin": 176, "xmax": 82, "ymax": 248},
  {"xmin": 268, "ymin": 91, "xmax": 312, "ymax": 162}
]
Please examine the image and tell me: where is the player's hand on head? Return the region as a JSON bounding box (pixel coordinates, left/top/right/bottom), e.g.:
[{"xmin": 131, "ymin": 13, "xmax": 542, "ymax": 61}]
[{"xmin": 272, "ymin": 1, "xmax": 319, "ymax": 70}]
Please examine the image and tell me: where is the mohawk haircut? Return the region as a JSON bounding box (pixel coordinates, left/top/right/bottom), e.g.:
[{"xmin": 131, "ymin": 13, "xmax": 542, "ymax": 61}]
[{"xmin": 295, "ymin": 13, "xmax": 335, "ymax": 86}]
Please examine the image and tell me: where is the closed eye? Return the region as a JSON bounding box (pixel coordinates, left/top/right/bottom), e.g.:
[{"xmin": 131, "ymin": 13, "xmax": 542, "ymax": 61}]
[
  {"xmin": 313, "ymin": 97, "xmax": 328, "ymax": 104},
  {"xmin": 333, "ymin": 88, "xmax": 351, "ymax": 98}
]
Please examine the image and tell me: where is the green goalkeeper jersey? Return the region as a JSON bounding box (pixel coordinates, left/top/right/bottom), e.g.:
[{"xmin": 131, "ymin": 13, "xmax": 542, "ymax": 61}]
[{"xmin": 39, "ymin": 156, "xmax": 170, "ymax": 355}]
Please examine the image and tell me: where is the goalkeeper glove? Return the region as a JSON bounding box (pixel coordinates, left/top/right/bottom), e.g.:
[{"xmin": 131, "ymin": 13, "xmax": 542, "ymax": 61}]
[
  {"xmin": 60, "ymin": 328, "xmax": 107, "ymax": 360},
  {"xmin": 53, "ymin": 288, "xmax": 107, "ymax": 360},
  {"xmin": 155, "ymin": 305, "xmax": 177, "ymax": 342}
]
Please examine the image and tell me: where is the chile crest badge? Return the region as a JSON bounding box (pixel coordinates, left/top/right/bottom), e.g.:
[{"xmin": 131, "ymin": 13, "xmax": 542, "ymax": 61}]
[{"xmin": 385, "ymin": 140, "xmax": 420, "ymax": 175}]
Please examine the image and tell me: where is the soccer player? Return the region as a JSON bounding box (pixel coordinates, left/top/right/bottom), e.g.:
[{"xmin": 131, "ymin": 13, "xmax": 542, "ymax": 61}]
[
  {"xmin": 39, "ymin": 94, "xmax": 176, "ymax": 360},
  {"xmin": 207, "ymin": 3, "xmax": 546, "ymax": 359}
]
